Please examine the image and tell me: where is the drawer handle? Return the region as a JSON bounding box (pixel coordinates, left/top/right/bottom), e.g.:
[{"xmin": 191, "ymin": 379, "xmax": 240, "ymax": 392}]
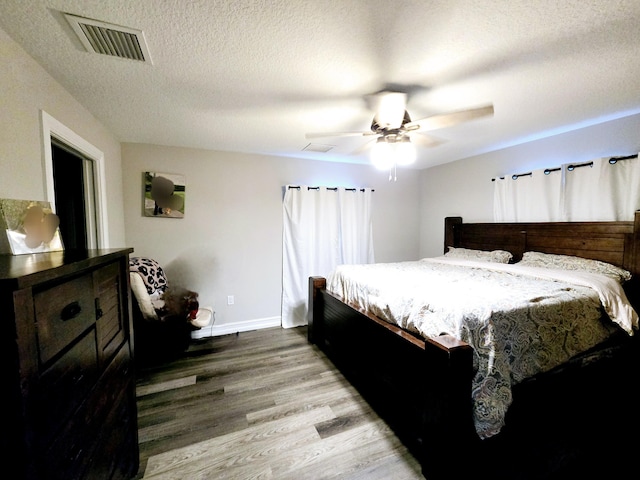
[{"xmin": 60, "ymin": 301, "xmax": 82, "ymax": 321}]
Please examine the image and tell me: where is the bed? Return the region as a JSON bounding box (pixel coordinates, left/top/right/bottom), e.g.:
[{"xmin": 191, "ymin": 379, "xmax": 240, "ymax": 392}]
[{"xmin": 308, "ymin": 214, "xmax": 640, "ymax": 479}]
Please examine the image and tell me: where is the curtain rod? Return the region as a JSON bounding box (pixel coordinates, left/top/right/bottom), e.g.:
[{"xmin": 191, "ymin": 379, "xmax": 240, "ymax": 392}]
[
  {"xmin": 287, "ymin": 186, "xmax": 374, "ymax": 192},
  {"xmin": 512, "ymin": 172, "xmax": 532, "ymax": 180},
  {"xmin": 492, "ymin": 153, "xmax": 638, "ymax": 181},
  {"xmin": 609, "ymin": 153, "xmax": 638, "ymax": 164},
  {"xmin": 566, "ymin": 161, "xmax": 593, "ymax": 171}
]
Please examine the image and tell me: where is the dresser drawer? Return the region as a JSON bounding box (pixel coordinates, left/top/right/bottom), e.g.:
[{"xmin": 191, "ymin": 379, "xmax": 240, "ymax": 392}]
[
  {"xmin": 34, "ymin": 273, "xmax": 95, "ymax": 365},
  {"xmin": 41, "ymin": 343, "xmax": 132, "ymax": 480},
  {"xmin": 35, "ymin": 330, "xmax": 98, "ymax": 444}
]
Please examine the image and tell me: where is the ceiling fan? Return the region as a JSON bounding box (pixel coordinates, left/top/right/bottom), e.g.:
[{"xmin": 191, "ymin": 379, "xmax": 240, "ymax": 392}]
[{"xmin": 305, "ymin": 90, "xmax": 494, "ymax": 169}]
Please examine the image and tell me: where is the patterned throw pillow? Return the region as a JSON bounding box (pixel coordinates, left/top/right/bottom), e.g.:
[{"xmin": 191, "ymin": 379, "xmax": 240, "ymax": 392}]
[
  {"xmin": 518, "ymin": 251, "xmax": 632, "ymax": 283},
  {"xmin": 445, "ymin": 247, "xmax": 514, "ymax": 264},
  {"xmin": 129, "ymin": 257, "xmax": 169, "ymax": 295}
]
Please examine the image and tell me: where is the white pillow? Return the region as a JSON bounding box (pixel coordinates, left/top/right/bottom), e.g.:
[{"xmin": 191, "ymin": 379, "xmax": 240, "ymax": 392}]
[
  {"xmin": 445, "ymin": 246, "xmax": 513, "ymax": 264},
  {"xmin": 518, "ymin": 251, "xmax": 632, "ymax": 283}
]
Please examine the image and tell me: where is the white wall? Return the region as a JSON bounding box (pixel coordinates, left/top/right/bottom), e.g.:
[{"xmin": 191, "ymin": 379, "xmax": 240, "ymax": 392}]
[
  {"xmin": 418, "ymin": 113, "xmax": 640, "ymax": 258},
  {"xmin": 121, "ymin": 144, "xmax": 420, "ymax": 333},
  {"xmin": 0, "ymin": 26, "xmax": 126, "ymax": 247}
]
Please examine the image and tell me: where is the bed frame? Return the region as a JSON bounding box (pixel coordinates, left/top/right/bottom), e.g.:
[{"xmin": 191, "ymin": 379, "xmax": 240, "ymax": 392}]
[{"xmin": 308, "ymin": 213, "xmax": 640, "ymax": 479}]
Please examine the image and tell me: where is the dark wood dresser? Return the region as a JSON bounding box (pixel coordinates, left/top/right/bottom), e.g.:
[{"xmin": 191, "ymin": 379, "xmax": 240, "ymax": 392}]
[{"xmin": 0, "ymin": 249, "xmax": 139, "ymax": 480}]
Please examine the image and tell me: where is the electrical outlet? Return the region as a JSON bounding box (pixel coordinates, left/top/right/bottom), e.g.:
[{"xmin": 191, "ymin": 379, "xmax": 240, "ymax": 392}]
[{"xmin": 227, "ymin": 295, "xmax": 234, "ymax": 305}]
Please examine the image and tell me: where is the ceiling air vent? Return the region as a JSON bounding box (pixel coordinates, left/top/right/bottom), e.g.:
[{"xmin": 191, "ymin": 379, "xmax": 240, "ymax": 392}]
[
  {"xmin": 303, "ymin": 143, "xmax": 334, "ymax": 153},
  {"xmin": 64, "ymin": 13, "xmax": 153, "ymax": 63}
]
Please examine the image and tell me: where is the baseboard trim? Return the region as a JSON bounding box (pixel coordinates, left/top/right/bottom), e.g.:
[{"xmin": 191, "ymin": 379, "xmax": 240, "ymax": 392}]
[{"xmin": 190, "ymin": 316, "xmax": 281, "ymax": 339}]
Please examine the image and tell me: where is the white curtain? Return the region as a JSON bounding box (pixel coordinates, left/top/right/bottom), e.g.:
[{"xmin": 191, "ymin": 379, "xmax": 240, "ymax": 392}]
[
  {"xmin": 493, "ymin": 168, "xmax": 563, "ymax": 222},
  {"xmin": 494, "ymin": 155, "xmax": 640, "ymax": 222},
  {"xmin": 563, "ymin": 157, "xmax": 640, "ymax": 221},
  {"xmin": 281, "ymin": 186, "xmax": 374, "ymax": 328}
]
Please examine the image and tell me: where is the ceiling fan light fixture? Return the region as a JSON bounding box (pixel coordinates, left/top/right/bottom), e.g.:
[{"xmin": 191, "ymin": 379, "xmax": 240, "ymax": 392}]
[
  {"xmin": 371, "ymin": 137, "xmax": 394, "ymax": 170},
  {"xmin": 371, "ymin": 136, "xmax": 415, "ymax": 170}
]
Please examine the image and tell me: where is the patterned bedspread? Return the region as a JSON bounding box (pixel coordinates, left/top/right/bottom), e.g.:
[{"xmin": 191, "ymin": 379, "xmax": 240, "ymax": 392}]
[{"xmin": 327, "ymin": 257, "xmax": 637, "ymax": 439}]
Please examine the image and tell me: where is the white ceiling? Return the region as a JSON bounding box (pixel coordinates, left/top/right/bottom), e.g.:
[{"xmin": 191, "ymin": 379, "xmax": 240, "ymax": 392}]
[{"xmin": 2, "ymin": 0, "xmax": 640, "ymax": 170}]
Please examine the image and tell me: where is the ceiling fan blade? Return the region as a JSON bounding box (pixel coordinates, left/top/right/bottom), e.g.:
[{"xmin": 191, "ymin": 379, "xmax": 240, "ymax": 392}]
[
  {"xmin": 405, "ymin": 104, "xmax": 494, "ymax": 132},
  {"xmin": 305, "ymin": 131, "xmax": 377, "ymax": 139},
  {"xmin": 350, "ymin": 137, "xmax": 378, "ymax": 156},
  {"xmin": 410, "ymin": 132, "xmax": 445, "ymax": 148},
  {"xmin": 369, "ymin": 91, "xmax": 407, "ymax": 129}
]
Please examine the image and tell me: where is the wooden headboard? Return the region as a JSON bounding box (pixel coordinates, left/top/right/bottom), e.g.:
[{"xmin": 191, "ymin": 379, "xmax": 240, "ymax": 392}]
[{"xmin": 444, "ymin": 211, "xmax": 640, "ymax": 277}]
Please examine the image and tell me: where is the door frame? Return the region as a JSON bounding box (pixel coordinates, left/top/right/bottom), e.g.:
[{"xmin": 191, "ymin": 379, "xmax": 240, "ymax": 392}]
[{"xmin": 40, "ymin": 110, "xmax": 109, "ymax": 249}]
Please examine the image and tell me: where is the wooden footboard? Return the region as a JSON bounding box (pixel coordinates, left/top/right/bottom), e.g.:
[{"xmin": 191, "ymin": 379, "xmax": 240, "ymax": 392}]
[{"xmin": 308, "ymin": 276, "xmax": 478, "ymax": 478}]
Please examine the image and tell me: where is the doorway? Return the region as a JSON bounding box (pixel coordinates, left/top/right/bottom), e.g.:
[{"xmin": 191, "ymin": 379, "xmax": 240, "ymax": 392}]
[
  {"xmin": 41, "ymin": 110, "xmax": 109, "ymax": 249},
  {"xmin": 51, "ymin": 141, "xmax": 90, "ymax": 250}
]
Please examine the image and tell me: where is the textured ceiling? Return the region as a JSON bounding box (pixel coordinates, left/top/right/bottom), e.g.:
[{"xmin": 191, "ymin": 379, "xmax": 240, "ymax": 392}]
[{"xmin": 1, "ymin": 0, "xmax": 640, "ymax": 170}]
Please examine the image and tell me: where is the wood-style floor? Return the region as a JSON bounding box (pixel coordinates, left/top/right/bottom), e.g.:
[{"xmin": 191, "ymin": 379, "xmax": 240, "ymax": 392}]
[
  {"xmin": 132, "ymin": 325, "xmax": 639, "ymax": 480},
  {"xmin": 132, "ymin": 326, "xmax": 424, "ymax": 480}
]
